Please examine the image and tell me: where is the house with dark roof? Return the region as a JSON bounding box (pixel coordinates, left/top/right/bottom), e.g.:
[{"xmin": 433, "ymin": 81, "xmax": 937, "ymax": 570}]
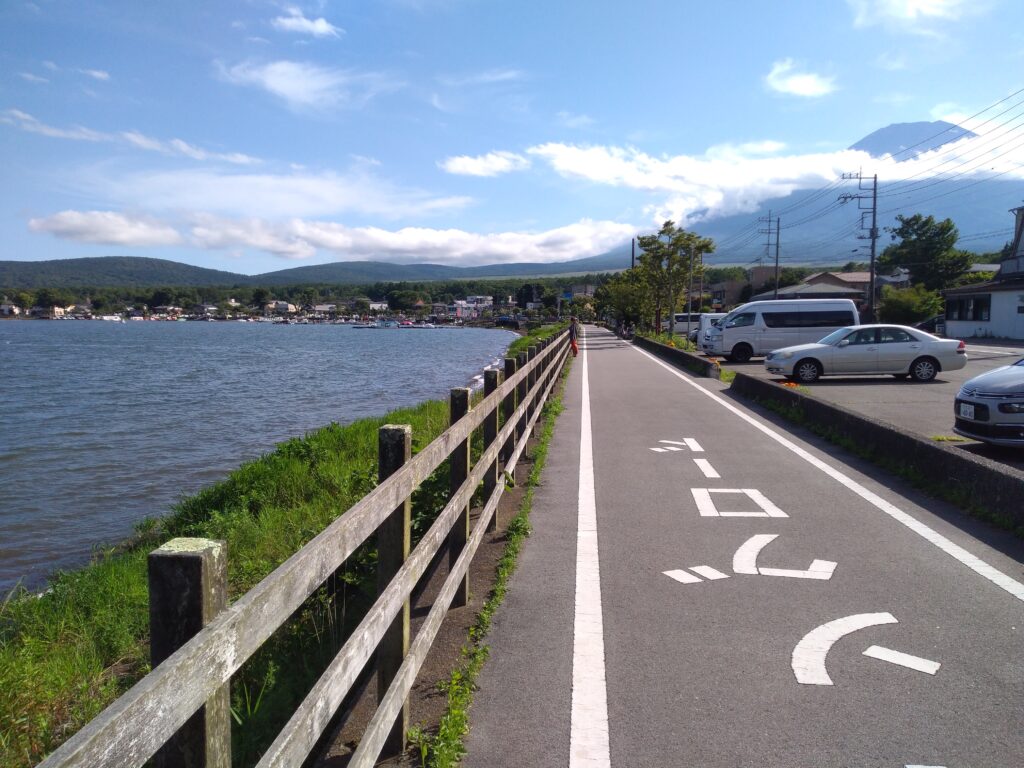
[{"xmin": 943, "ymin": 204, "xmax": 1024, "ymax": 340}]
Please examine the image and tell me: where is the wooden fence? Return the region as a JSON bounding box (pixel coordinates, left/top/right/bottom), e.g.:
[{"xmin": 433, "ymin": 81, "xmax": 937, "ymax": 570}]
[{"xmin": 37, "ymin": 331, "xmax": 570, "ymax": 768}]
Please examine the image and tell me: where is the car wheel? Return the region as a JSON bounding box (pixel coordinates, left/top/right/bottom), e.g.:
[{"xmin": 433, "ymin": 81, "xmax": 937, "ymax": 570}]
[
  {"xmin": 731, "ymin": 343, "xmax": 753, "ymax": 363},
  {"xmin": 909, "ymin": 356, "xmax": 939, "ymax": 382},
  {"xmin": 795, "ymin": 359, "xmax": 822, "ymax": 383}
]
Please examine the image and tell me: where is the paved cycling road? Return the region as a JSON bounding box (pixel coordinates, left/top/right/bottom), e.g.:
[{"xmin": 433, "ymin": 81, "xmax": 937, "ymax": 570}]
[{"xmin": 466, "ymin": 326, "xmax": 1024, "ymax": 768}]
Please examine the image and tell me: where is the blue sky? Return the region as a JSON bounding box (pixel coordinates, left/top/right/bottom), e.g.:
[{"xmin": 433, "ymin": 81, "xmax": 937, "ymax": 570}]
[{"xmin": 2, "ymin": 0, "xmax": 1023, "ymax": 274}]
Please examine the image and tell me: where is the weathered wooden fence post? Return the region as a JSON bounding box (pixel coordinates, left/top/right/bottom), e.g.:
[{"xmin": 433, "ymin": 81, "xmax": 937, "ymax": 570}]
[
  {"xmin": 148, "ymin": 538, "xmax": 230, "ymax": 768},
  {"xmin": 449, "ymin": 387, "xmax": 472, "ymax": 608},
  {"xmin": 377, "ymin": 424, "xmax": 412, "ymax": 758},
  {"xmin": 515, "ymin": 351, "xmax": 528, "ymax": 447},
  {"xmin": 483, "ymin": 369, "xmax": 500, "ymax": 532},
  {"xmin": 502, "ymin": 357, "xmax": 517, "ymax": 484},
  {"xmin": 527, "ymin": 345, "xmax": 538, "ymax": 437}
]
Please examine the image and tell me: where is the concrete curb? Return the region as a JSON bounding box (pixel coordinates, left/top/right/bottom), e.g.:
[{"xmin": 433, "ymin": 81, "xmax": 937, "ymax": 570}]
[
  {"xmin": 729, "ymin": 372, "xmax": 1024, "ymax": 531},
  {"xmin": 633, "ymin": 336, "xmax": 721, "ymax": 379}
]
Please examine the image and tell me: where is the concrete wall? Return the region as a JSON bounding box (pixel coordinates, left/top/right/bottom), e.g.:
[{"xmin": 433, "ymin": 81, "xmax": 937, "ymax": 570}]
[
  {"xmin": 633, "ymin": 335, "xmax": 721, "ymax": 379},
  {"xmin": 947, "ymin": 291, "xmax": 1024, "ymax": 340},
  {"xmin": 729, "ymin": 372, "xmax": 1024, "ymax": 531}
]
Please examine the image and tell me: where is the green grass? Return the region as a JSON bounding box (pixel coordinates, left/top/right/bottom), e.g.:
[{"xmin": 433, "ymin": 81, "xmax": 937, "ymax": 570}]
[
  {"xmin": 0, "ymin": 323, "xmax": 567, "ymax": 768},
  {"xmin": 507, "ymin": 322, "xmax": 568, "ymax": 357},
  {"xmin": 408, "ymin": 357, "xmax": 569, "ymax": 767}
]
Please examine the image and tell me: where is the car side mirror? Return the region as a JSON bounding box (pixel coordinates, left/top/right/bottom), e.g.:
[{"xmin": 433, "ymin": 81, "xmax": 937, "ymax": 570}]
[{"xmin": 838, "ymin": 339, "xmax": 850, "ymax": 347}]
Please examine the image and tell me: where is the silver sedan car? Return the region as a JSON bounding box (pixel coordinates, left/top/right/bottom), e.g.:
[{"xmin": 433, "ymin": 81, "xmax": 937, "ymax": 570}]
[
  {"xmin": 764, "ymin": 324, "xmax": 968, "ymax": 383},
  {"xmin": 953, "ymin": 357, "xmax": 1024, "ymax": 446}
]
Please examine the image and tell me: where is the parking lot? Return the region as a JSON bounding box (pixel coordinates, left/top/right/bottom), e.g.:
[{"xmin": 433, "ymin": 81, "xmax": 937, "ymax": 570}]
[{"xmin": 719, "ymin": 339, "xmax": 1024, "ymax": 472}]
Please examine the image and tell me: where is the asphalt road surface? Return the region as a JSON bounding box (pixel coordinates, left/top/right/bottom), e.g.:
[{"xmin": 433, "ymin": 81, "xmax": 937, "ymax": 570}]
[
  {"xmin": 466, "ymin": 326, "xmax": 1024, "ymax": 768},
  {"xmin": 723, "ymin": 341, "xmax": 1024, "ymax": 472}
]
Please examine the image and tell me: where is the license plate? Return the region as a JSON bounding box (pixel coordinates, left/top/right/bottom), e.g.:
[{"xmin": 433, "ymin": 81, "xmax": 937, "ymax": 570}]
[{"xmin": 959, "ymin": 403, "xmax": 975, "ymax": 420}]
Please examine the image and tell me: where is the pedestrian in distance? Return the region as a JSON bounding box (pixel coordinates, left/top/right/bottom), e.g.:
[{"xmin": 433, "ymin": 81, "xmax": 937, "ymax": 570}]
[{"xmin": 569, "ymin": 315, "xmax": 579, "ymax": 357}]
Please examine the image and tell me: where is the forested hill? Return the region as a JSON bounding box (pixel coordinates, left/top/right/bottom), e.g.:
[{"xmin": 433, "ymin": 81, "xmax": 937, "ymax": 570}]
[
  {"xmin": 1, "ymin": 249, "xmax": 633, "ymax": 290},
  {"xmin": 0, "ymin": 257, "xmax": 251, "ymax": 290}
]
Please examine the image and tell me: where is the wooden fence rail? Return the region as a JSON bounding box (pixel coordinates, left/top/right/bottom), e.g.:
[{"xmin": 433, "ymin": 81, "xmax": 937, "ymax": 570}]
[{"xmin": 37, "ymin": 331, "xmax": 569, "ymax": 768}]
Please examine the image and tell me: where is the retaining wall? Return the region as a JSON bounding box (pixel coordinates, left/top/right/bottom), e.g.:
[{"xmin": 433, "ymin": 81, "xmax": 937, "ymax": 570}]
[
  {"xmin": 729, "ymin": 372, "xmax": 1024, "ymax": 531},
  {"xmin": 633, "ymin": 335, "xmax": 721, "ymax": 379}
]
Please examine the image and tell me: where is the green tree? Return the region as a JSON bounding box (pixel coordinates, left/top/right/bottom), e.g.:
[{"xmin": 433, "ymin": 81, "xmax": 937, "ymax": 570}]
[
  {"xmin": 879, "ymin": 214, "xmax": 972, "ymax": 291},
  {"xmin": 636, "ymin": 221, "xmax": 714, "ymax": 334},
  {"xmin": 877, "ymin": 284, "xmax": 943, "ymax": 324}
]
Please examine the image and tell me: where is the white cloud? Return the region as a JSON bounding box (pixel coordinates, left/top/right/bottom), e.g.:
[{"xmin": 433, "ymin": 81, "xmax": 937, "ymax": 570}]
[
  {"xmin": 4, "ymin": 109, "xmax": 106, "ymax": 140},
  {"xmin": 218, "ymin": 60, "xmax": 402, "ymax": 109},
  {"xmin": 524, "ymin": 134, "xmax": 1024, "ymax": 225},
  {"xmin": 765, "ymin": 59, "xmax": 836, "ymax": 97},
  {"xmin": 42, "ymin": 60, "xmax": 58, "ymax": 71},
  {"xmin": 439, "ymin": 150, "xmax": 531, "ymax": 177},
  {"xmin": 438, "ymin": 69, "xmax": 525, "ymax": 87},
  {"xmin": 189, "ymin": 215, "xmax": 634, "ymax": 263},
  {"xmin": 557, "ymin": 111, "xmax": 595, "ymax": 129},
  {"xmin": 271, "ymin": 7, "xmax": 343, "ymax": 38},
  {"xmin": 84, "ymin": 167, "xmax": 472, "ymax": 220},
  {"xmin": 19, "ymin": 72, "xmax": 49, "ymax": 84},
  {"xmin": 78, "ymin": 68, "xmax": 110, "ymax": 81},
  {"xmin": 29, "ymin": 211, "xmax": 182, "ymax": 246},
  {"xmin": 2, "ymin": 109, "xmax": 260, "ymax": 163},
  {"xmin": 849, "ymin": 0, "xmax": 970, "ymax": 27}
]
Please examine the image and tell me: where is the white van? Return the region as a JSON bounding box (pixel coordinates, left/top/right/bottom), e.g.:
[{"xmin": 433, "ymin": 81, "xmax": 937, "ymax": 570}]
[
  {"xmin": 692, "ymin": 312, "xmax": 726, "ymax": 344},
  {"xmin": 701, "ymin": 299, "xmax": 859, "ymax": 362},
  {"xmin": 660, "ymin": 312, "xmax": 702, "ymax": 332}
]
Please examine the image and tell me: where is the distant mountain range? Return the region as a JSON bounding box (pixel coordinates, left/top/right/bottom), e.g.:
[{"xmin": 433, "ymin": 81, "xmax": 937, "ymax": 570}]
[
  {"xmin": 0, "ymin": 249, "xmax": 635, "ymax": 290},
  {"xmin": 4, "ymin": 121, "xmax": 1020, "ymax": 290}
]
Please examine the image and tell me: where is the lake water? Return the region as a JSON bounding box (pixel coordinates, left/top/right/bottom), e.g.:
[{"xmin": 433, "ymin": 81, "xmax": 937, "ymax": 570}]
[{"xmin": 0, "ymin": 321, "xmax": 517, "ymax": 593}]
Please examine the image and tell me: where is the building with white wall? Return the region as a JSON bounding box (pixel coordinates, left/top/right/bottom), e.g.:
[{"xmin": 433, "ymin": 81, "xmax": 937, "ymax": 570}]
[{"xmin": 944, "ymin": 204, "xmax": 1024, "ymax": 340}]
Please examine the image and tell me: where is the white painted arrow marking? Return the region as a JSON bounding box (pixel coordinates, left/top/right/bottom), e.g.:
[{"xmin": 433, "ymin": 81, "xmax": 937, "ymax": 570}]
[
  {"xmin": 659, "ymin": 440, "xmax": 689, "ymax": 446},
  {"xmin": 863, "ymin": 646, "xmax": 940, "ymax": 675},
  {"xmin": 760, "ymin": 559, "xmax": 837, "ymax": 580},
  {"xmin": 691, "ymin": 488, "xmax": 788, "ymax": 518},
  {"xmin": 792, "ymin": 612, "xmax": 898, "ymax": 685}
]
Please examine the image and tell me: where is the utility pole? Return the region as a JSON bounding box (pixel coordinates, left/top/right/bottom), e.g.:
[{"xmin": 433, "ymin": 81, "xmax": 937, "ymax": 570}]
[
  {"xmin": 839, "ymin": 172, "xmax": 880, "ymax": 321},
  {"xmin": 758, "ymin": 210, "xmax": 781, "ymax": 298},
  {"xmin": 631, "ymin": 237, "xmax": 636, "ymax": 269}
]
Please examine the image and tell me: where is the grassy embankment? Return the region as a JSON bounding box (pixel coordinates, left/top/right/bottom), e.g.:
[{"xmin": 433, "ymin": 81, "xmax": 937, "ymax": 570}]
[{"xmin": 0, "ymin": 323, "xmax": 564, "ymax": 768}]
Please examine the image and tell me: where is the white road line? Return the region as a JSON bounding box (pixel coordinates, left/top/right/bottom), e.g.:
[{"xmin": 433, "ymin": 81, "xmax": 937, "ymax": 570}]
[
  {"xmin": 792, "ymin": 612, "xmax": 898, "ymax": 685},
  {"xmin": 691, "ymin": 488, "xmax": 720, "ymax": 517},
  {"xmin": 693, "ymin": 458, "xmax": 721, "ymax": 478},
  {"xmin": 649, "ymin": 447, "xmax": 668, "ymax": 453},
  {"xmin": 664, "ymin": 569, "xmax": 702, "ymax": 584},
  {"xmin": 631, "ymin": 343, "xmax": 1024, "ymax": 603},
  {"xmin": 744, "ymin": 488, "xmax": 788, "ymax": 518},
  {"xmin": 689, "ymin": 565, "xmax": 729, "ymax": 580},
  {"xmin": 733, "ymin": 534, "xmax": 777, "ymax": 574},
  {"xmin": 659, "ymin": 440, "xmax": 689, "ymax": 446},
  {"xmin": 863, "ymin": 645, "xmax": 941, "ymax": 675},
  {"xmin": 683, "ymin": 438, "xmax": 704, "ymax": 452},
  {"xmin": 662, "ymin": 446, "xmax": 685, "ymax": 452},
  {"xmin": 570, "ymin": 327, "xmax": 611, "ymax": 768},
  {"xmin": 905, "ymin": 764, "xmax": 948, "ymax": 767}
]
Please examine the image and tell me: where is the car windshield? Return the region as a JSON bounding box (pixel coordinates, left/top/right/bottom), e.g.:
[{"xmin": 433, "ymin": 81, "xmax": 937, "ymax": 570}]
[
  {"xmin": 817, "ymin": 327, "xmax": 854, "ymax": 345},
  {"xmin": 1015, "ymin": 358, "xmax": 1024, "ymax": 367}
]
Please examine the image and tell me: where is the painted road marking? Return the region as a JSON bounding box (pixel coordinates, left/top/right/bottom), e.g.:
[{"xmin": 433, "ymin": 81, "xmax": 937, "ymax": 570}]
[
  {"xmin": 692, "ymin": 488, "xmax": 789, "ymax": 518},
  {"xmin": 792, "ymin": 612, "xmax": 898, "ymax": 685},
  {"xmin": 650, "ymin": 439, "xmax": 704, "ymax": 454},
  {"xmin": 732, "ymin": 534, "xmax": 836, "ymax": 580},
  {"xmin": 663, "ymin": 566, "xmax": 729, "ymax": 584},
  {"xmin": 659, "ymin": 440, "xmax": 689, "ymax": 446},
  {"xmin": 905, "ymin": 764, "xmax": 948, "ymax": 767},
  {"xmin": 684, "ymin": 438, "xmax": 704, "ymax": 452},
  {"xmin": 631, "ymin": 343, "xmax": 1024, "ymax": 603},
  {"xmin": 693, "ymin": 458, "xmax": 721, "ymax": 478},
  {"xmin": 760, "ymin": 561, "xmax": 836, "ymax": 580},
  {"xmin": 863, "ymin": 646, "xmax": 941, "ymax": 675},
  {"xmin": 689, "ymin": 565, "xmax": 729, "ymax": 580},
  {"xmin": 570, "ymin": 327, "xmax": 611, "ymax": 768},
  {"xmin": 733, "ymin": 534, "xmax": 777, "ymax": 574},
  {"xmin": 663, "ymin": 569, "xmax": 702, "ymax": 584}
]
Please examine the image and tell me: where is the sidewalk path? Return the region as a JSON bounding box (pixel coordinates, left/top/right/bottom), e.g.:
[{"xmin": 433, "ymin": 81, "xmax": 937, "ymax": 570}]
[{"xmin": 465, "ymin": 326, "xmax": 1024, "ymax": 767}]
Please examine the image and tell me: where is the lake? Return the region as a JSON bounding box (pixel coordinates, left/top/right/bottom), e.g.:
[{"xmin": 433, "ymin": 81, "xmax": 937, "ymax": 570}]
[{"xmin": 0, "ymin": 320, "xmax": 517, "ymax": 592}]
